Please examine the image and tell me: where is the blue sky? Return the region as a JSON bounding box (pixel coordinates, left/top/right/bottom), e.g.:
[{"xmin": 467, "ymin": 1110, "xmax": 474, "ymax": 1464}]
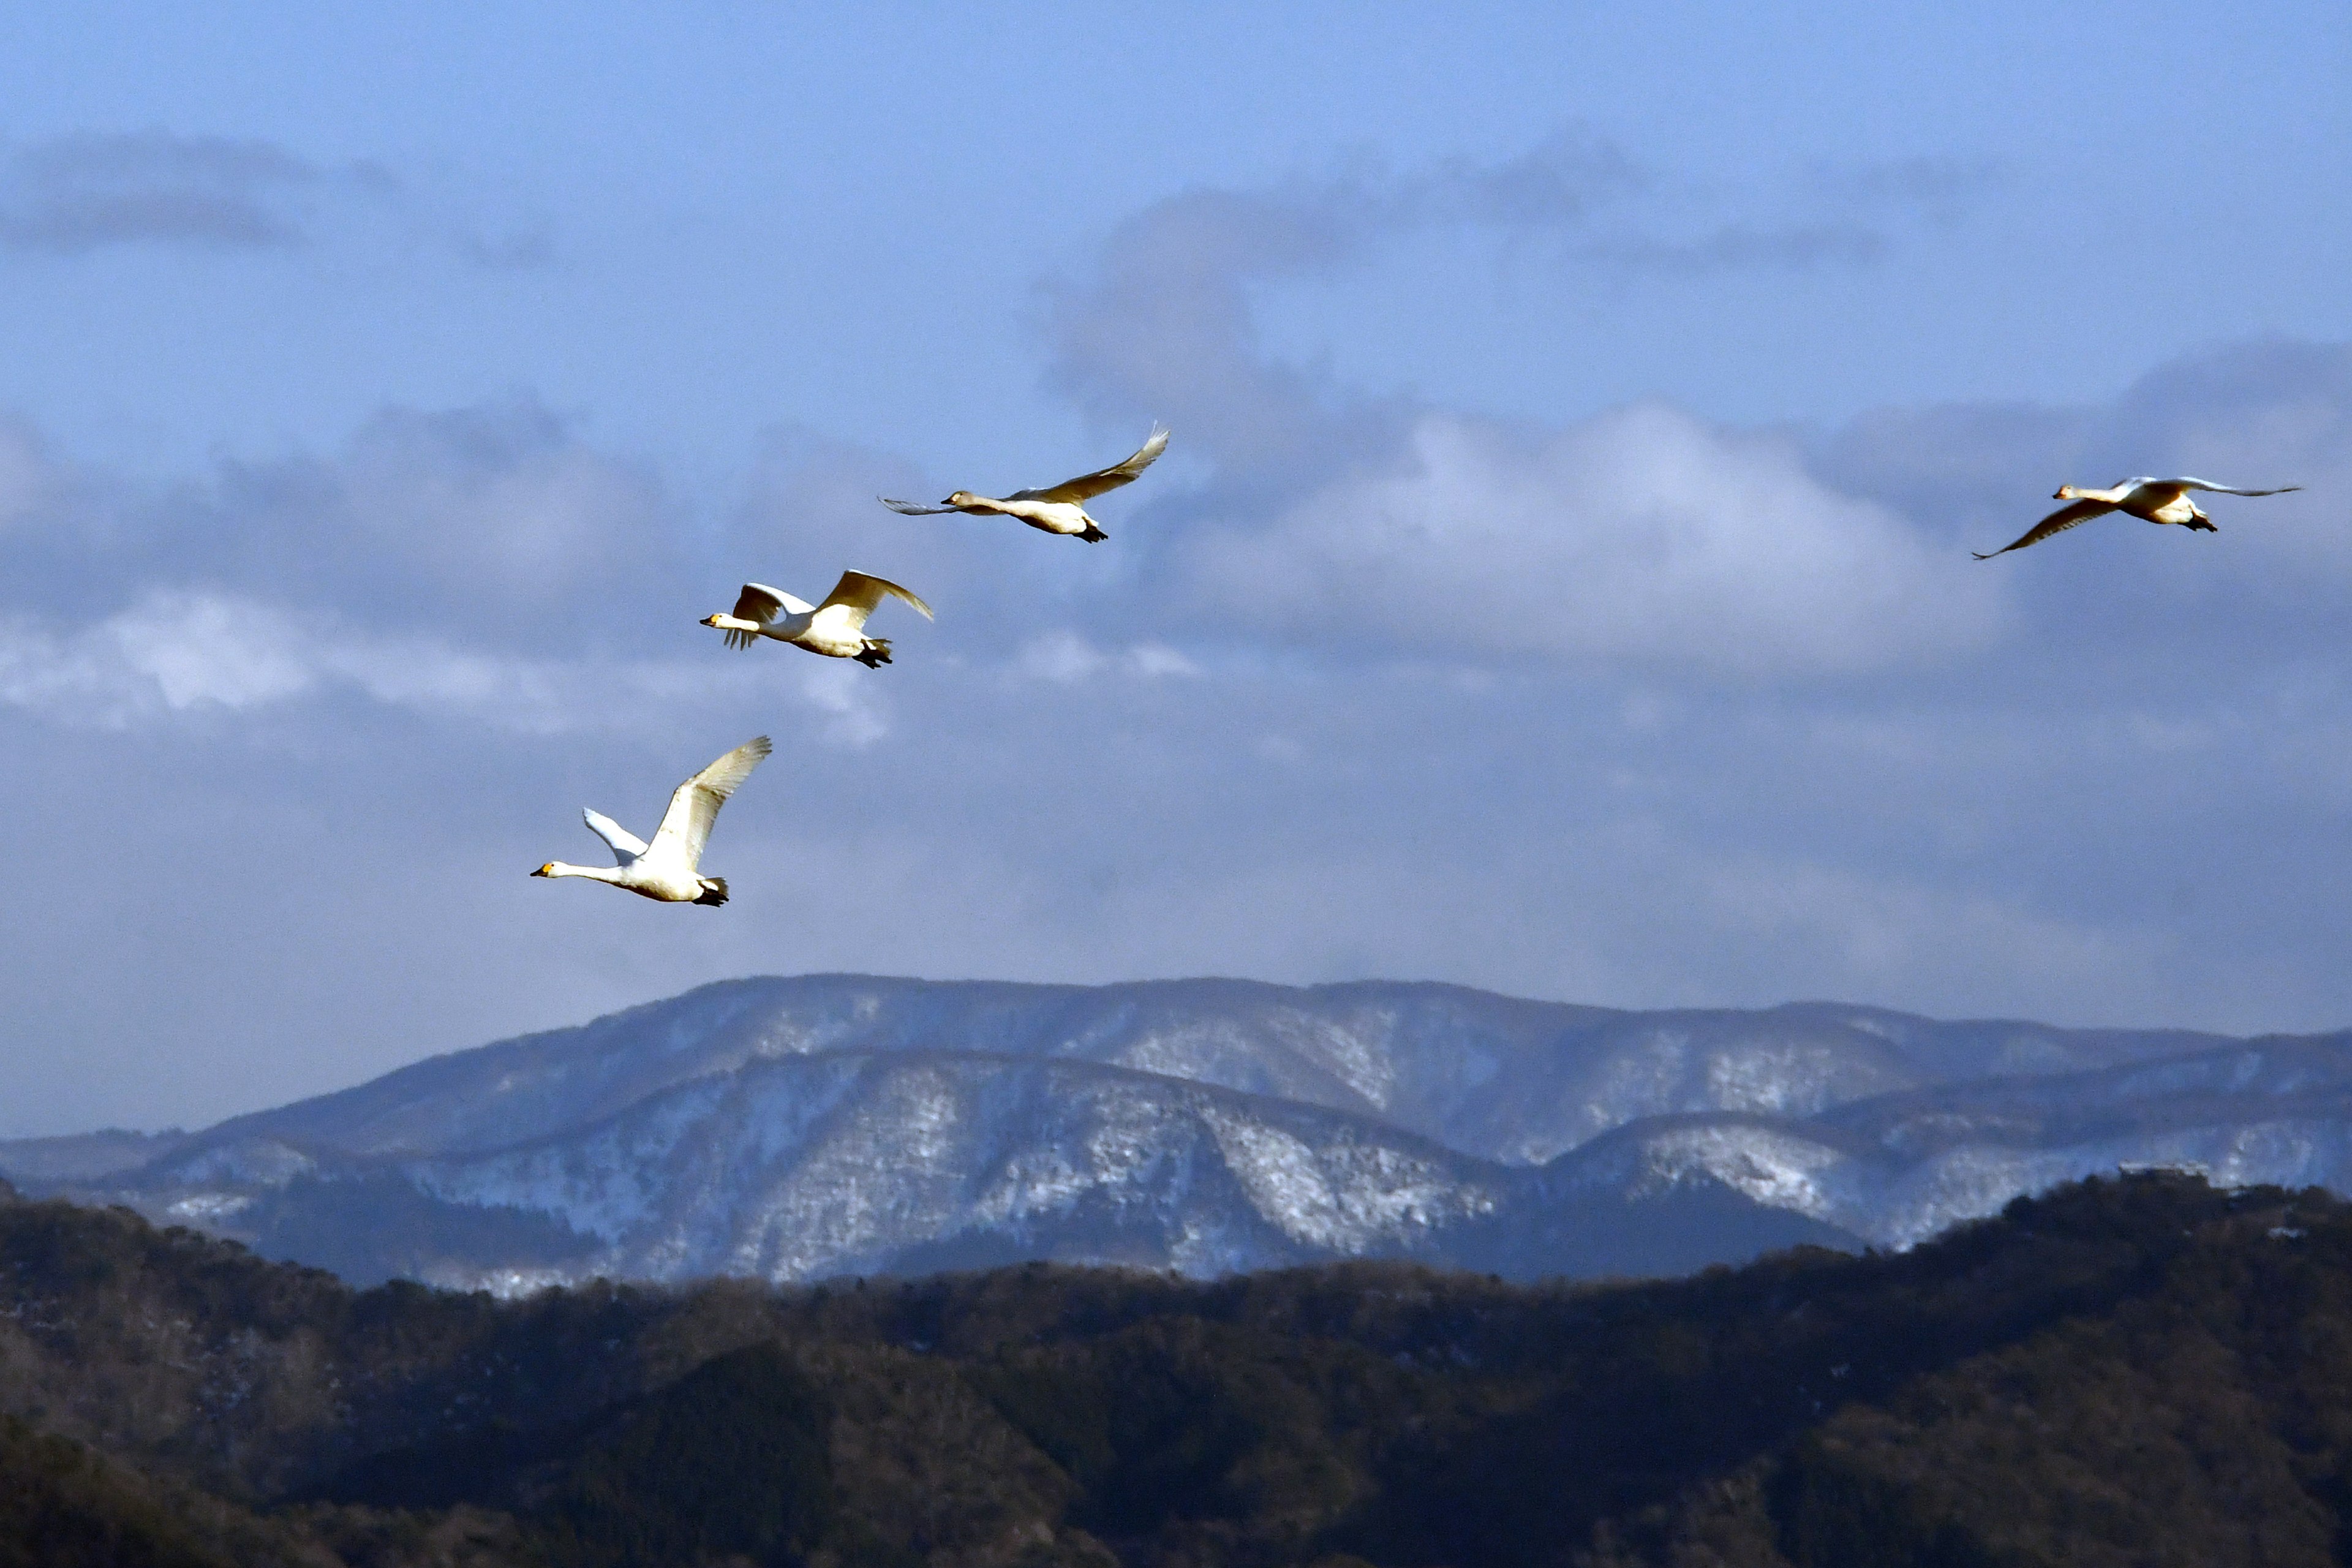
[{"xmin": 0, "ymin": 2, "xmax": 2347, "ymax": 1133}]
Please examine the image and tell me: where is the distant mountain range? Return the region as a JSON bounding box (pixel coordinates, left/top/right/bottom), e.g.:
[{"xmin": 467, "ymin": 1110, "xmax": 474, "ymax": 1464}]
[{"xmin": 4, "ymin": 974, "xmax": 2345, "ymax": 1290}]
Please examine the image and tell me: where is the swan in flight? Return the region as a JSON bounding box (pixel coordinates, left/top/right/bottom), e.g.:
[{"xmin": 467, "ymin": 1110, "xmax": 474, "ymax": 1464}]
[
  {"xmin": 531, "ymin": 736, "xmax": 772, "ymax": 905},
  {"xmin": 701, "ymin": 571, "xmax": 932, "ymax": 667},
  {"xmin": 1973, "ymin": 477, "xmax": 2302, "ymax": 559},
  {"xmin": 880, "ymin": 425, "xmax": 1169, "ymax": 541}
]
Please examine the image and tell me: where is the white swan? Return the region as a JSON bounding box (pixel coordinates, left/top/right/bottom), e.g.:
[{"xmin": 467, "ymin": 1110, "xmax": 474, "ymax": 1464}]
[
  {"xmin": 531, "ymin": 736, "xmax": 772, "ymax": 905},
  {"xmin": 1975, "ymin": 477, "xmax": 2302, "ymax": 559},
  {"xmin": 880, "ymin": 426, "xmax": 1169, "ymax": 541},
  {"xmin": 701, "ymin": 571, "xmax": 932, "ymax": 667}
]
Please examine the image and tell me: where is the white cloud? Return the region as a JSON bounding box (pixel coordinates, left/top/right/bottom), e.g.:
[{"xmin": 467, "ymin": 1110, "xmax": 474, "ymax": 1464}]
[
  {"xmin": 109, "ymin": 594, "xmax": 317, "ymax": 709},
  {"xmin": 1016, "ymin": 631, "xmax": 1206, "ymax": 684},
  {"xmin": 793, "ymin": 660, "xmax": 890, "ymax": 748},
  {"xmin": 1033, "ymin": 137, "xmax": 2018, "ymax": 679},
  {"xmin": 1129, "ymin": 643, "xmax": 1202, "ymax": 678},
  {"xmin": 1185, "ymin": 404, "xmax": 2002, "ymax": 674},
  {"xmin": 1018, "ymin": 630, "xmax": 1105, "ymax": 684},
  {"xmin": 0, "ymin": 594, "xmax": 314, "ymax": 722},
  {"xmin": 0, "ymin": 588, "xmax": 887, "ymax": 742}
]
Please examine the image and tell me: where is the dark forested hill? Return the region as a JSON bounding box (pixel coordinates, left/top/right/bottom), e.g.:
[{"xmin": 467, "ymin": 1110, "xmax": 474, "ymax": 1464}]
[{"xmin": 3, "ymin": 1170, "xmax": 2351, "ymax": 1566}]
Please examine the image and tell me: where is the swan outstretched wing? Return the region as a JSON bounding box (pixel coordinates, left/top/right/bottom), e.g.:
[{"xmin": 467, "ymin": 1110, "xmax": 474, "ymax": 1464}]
[
  {"xmin": 582, "ymin": 809, "xmax": 649, "ymax": 865},
  {"xmin": 652, "ymin": 736, "xmax": 773, "ymax": 870},
  {"xmin": 1013, "ymin": 426, "xmax": 1169, "ymax": 504},
  {"xmin": 1973, "ymin": 498, "xmax": 2116, "ymax": 559},
  {"xmin": 879, "ymin": 496, "xmax": 959, "ymax": 515},
  {"xmin": 716, "ymin": 583, "xmax": 812, "ymax": 649},
  {"xmin": 2169, "ymin": 478, "xmax": 2303, "ymax": 497},
  {"xmin": 820, "ymin": 571, "xmax": 934, "ymax": 622},
  {"xmin": 735, "ymin": 583, "xmax": 811, "ymax": 621}
]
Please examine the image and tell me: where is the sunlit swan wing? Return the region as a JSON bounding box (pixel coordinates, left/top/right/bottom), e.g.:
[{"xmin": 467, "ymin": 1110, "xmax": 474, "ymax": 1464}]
[
  {"xmin": 878, "ymin": 497, "xmax": 960, "ymax": 515},
  {"xmin": 820, "ymin": 570, "xmax": 934, "ymax": 622},
  {"xmin": 1973, "ymin": 498, "xmax": 2116, "ymax": 559},
  {"xmin": 650, "ymin": 736, "xmax": 774, "ymax": 869},
  {"xmin": 582, "ymin": 809, "xmax": 648, "ymax": 865},
  {"xmin": 715, "ymin": 583, "xmax": 813, "ymax": 649},
  {"xmin": 2169, "ymin": 479, "xmax": 2304, "ymax": 497},
  {"xmin": 1011, "ymin": 425, "xmax": 1170, "ymax": 505},
  {"xmin": 736, "ymin": 583, "xmax": 812, "ymax": 620}
]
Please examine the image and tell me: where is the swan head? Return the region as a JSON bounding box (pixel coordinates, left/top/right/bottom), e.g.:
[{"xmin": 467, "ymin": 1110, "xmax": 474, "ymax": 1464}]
[
  {"xmin": 2054, "ymin": 484, "xmax": 2079, "ymax": 500},
  {"xmin": 699, "ymin": 613, "xmax": 725, "ymax": 628},
  {"xmin": 944, "ymin": 491, "xmax": 978, "ymax": 508},
  {"xmin": 531, "ymin": 862, "xmax": 556, "ymax": 877}
]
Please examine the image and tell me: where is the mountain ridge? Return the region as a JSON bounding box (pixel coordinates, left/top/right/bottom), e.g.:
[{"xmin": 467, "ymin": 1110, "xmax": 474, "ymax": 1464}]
[
  {"xmin": 110, "ymin": 1045, "xmax": 1860, "ymax": 1288},
  {"xmin": 4, "ymin": 974, "xmax": 2340, "ymax": 1291},
  {"xmin": 140, "ymin": 973, "xmax": 2240, "ymax": 1167}
]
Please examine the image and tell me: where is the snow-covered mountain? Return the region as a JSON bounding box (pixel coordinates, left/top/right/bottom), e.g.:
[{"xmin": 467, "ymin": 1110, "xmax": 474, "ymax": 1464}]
[
  {"xmin": 47, "ymin": 1045, "xmax": 1855, "ymax": 1291},
  {"xmin": 153, "ymin": 974, "xmax": 2223, "ymax": 1164},
  {"xmin": 4, "ymin": 974, "xmax": 2342, "ymax": 1291},
  {"xmin": 1561, "ymin": 1033, "xmax": 2352, "ymax": 1246}
]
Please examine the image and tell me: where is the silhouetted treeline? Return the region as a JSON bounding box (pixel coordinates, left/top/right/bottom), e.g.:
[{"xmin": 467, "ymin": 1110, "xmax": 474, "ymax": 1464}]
[{"xmin": 2, "ymin": 1172, "xmax": 2350, "ymax": 1564}]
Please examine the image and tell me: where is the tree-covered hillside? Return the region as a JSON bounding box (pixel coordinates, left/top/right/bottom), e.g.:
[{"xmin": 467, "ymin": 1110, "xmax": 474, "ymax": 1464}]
[{"xmin": 2, "ymin": 1171, "xmax": 2348, "ymax": 1566}]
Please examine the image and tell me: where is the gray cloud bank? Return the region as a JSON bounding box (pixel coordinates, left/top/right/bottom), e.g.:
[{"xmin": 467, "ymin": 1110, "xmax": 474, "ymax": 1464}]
[
  {"xmin": 0, "ymin": 138, "xmax": 2346, "ymax": 1136},
  {"xmin": 0, "ymin": 130, "xmax": 394, "ymax": 254},
  {"xmin": 0, "ymin": 127, "xmax": 548, "ymax": 269}
]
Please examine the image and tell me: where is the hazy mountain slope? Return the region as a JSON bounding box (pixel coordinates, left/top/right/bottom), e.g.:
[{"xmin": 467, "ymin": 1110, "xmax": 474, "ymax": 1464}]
[
  {"xmin": 0, "ymin": 1128, "xmax": 187, "ymax": 1183},
  {"xmin": 157, "ymin": 974, "xmax": 2228, "ymax": 1168},
  {"xmin": 1547, "ymin": 1031, "xmax": 2352, "ymax": 1245}
]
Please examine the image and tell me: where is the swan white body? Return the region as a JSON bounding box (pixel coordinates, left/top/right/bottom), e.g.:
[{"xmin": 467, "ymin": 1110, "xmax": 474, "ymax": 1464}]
[
  {"xmin": 531, "ymin": 736, "xmax": 772, "ymax": 905},
  {"xmin": 1975, "ymin": 477, "xmax": 2302, "ymax": 559},
  {"xmin": 881, "ymin": 426, "xmax": 1169, "ymax": 541},
  {"xmin": 701, "ymin": 571, "xmax": 932, "ymax": 667}
]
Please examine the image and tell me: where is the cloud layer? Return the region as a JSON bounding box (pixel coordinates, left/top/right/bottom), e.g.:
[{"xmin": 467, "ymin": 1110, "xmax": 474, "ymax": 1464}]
[
  {"xmin": 0, "ymin": 128, "xmax": 552, "ymax": 271},
  {"xmin": 0, "ymin": 135, "xmax": 2346, "ymax": 1137}
]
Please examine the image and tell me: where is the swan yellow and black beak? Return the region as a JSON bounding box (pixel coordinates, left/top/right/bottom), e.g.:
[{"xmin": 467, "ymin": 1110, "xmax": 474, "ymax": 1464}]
[{"xmin": 531, "ymin": 863, "xmax": 555, "ymax": 877}]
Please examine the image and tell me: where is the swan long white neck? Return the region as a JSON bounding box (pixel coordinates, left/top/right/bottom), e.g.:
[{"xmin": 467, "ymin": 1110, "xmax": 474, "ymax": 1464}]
[
  {"xmin": 540, "ymin": 861, "xmax": 627, "ymax": 883},
  {"xmin": 706, "ymin": 612, "xmax": 815, "ymax": 638}
]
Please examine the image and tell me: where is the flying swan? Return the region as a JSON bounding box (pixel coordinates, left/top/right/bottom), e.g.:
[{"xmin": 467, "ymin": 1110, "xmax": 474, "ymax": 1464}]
[
  {"xmin": 701, "ymin": 571, "xmax": 932, "ymax": 666},
  {"xmin": 530, "ymin": 736, "xmax": 772, "ymax": 905},
  {"xmin": 880, "ymin": 426, "xmax": 1169, "ymax": 541},
  {"xmin": 1973, "ymin": 477, "xmax": 2302, "ymax": 559}
]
